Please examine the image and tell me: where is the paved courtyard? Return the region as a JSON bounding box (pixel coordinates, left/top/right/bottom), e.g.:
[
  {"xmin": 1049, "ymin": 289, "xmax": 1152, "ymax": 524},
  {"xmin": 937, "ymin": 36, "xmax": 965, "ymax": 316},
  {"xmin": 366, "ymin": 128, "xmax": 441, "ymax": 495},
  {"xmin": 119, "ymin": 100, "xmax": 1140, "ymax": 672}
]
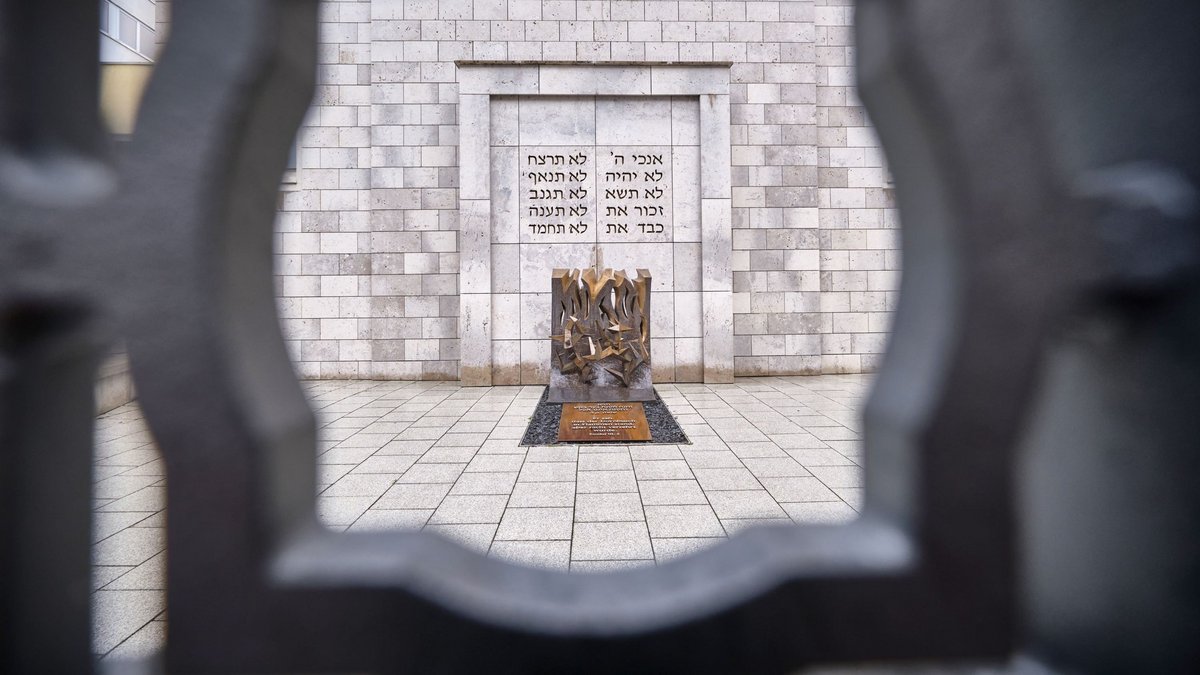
[{"xmin": 91, "ymin": 374, "xmax": 869, "ymax": 660}]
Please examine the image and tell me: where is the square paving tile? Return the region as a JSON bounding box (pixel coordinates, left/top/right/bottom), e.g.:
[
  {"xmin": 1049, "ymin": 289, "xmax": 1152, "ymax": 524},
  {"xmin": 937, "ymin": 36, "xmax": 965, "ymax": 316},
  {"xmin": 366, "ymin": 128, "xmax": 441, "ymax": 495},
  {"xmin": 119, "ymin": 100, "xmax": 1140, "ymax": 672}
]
[
  {"xmin": 572, "ymin": 522, "xmax": 654, "ymax": 560},
  {"xmin": 495, "ymin": 507, "xmax": 574, "ymax": 540},
  {"xmin": 644, "ymin": 505, "xmax": 725, "ymax": 538},
  {"xmin": 575, "ymin": 493, "xmax": 646, "ymax": 522}
]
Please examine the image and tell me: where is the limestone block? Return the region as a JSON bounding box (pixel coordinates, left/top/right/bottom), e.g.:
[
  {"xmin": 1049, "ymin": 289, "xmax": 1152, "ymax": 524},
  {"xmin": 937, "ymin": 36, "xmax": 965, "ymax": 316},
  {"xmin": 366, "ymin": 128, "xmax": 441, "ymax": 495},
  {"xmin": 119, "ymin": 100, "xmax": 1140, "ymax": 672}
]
[
  {"xmin": 520, "ymin": 339, "xmax": 549, "ymax": 384},
  {"xmin": 674, "ymin": 291, "xmax": 703, "ymax": 338},
  {"xmin": 490, "ymin": 243, "xmax": 520, "ymax": 293},
  {"xmin": 672, "ymin": 97, "xmax": 701, "ymax": 145},
  {"xmin": 458, "ymin": 199, "xmax": 490, "ymax": 294},
  {"xmin": 671, "ymin": 145, "xmax": 701, "ymax": 242},
  {"xmin": 595, "ymin": 242, "xmax": 674, "ymax": 291},
  {"xmin": 701, "ymin": 198, "xmax": 733, "ymax": 292},
  {"xmin": 674, "ymin": 337, "xmax": 703, "ymax": 382},
  {"xmin": 651, "ymin": 66, "xmax": 731, "ymax": 95},
  {"xmin": 652, "ymin": 292, "xmax": 676, "ymax": 336},
  {"xmin": 490, "ymin": 96, "xmax": 518, "ymax": 146},
  {"xmin": 491, "ymin": 293, "xmax": 521, "ymax": 340},
  {"xmin": 673, "ymin": 242, "xmax": 703, "ymax": 291},
  {"xmin": 458, "ymin": 293, "xmax": 492, "ymax": 385},
  {"xmin": 699, "ymin": 94, "xmax": 732, "ymax": 198},
  {"xmin": 539, "ymin": 65, "xmax": 651, "ymax": 95},
  {"xmin": 489, "ymin": 146, "xmax": 519, "ymax": 243},
  {"xmin": 518, "ymin": 292, "xmax": 551, "ymax": 340},
  {"xmin": 491, "ymin": 339, "xmax": 522, "ymax": 385},
  {"xmin": 518, "ymin": 98, "xmax": 596, "ymax": 145},
  {"xmin": 702, "ymin": 290, "xmax": 735, "ymax": 383},
  {"xmin": 596, "ymin": 97, "xmax": 671, "ymax": 146},
  {"xmin": 458, "ymin": 95, "xmax": 490, "ymax": 199},
  {"xmin": 651, "ymin": 337, "xmax": 676, "ymax": 383},
  {"xmin": 458, "ymin": 65, "xmax": 538, "ymax": 94},
  {"xmin": 518, "ymin": 242, "xmax": 593, "ymax": 292}
]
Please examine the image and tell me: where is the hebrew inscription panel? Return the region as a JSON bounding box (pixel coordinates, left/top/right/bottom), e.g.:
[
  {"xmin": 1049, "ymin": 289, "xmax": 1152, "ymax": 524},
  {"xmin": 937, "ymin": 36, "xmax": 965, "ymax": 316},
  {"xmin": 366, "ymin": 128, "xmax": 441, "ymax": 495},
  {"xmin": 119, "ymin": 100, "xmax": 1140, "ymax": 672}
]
[
  {"xmin": 519, "ymin": 147, "xmax": 595, "ymax": 243},
  {"xmin": 597, "ymin": 147, "xmax": 672, "ymax": 242}
]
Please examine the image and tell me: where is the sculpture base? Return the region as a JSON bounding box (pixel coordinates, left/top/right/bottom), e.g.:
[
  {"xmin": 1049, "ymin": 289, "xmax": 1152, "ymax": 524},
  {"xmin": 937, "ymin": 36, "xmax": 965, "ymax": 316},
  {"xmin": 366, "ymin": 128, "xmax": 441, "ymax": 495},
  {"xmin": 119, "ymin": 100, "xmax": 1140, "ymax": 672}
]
[{"xmin": 548, "ymin": 385, "xmax": 657, "ymax": 403}]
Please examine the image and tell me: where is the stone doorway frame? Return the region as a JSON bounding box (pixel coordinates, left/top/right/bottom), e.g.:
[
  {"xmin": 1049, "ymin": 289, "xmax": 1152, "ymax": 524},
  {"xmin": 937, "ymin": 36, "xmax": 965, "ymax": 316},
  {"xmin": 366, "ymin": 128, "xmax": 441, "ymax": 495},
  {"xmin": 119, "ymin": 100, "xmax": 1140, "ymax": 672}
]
[{"xmin": 456, "ymin": 63, "xmax": 734, "ymax": 386}]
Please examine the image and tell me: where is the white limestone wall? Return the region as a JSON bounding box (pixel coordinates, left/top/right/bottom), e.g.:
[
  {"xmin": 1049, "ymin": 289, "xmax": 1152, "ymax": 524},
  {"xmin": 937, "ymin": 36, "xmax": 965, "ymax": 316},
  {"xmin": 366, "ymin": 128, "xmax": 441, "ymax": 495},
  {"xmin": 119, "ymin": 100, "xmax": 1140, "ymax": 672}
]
[{"xmin": 272, "ymin": 0, "xmax": 898, "ymax": 380}]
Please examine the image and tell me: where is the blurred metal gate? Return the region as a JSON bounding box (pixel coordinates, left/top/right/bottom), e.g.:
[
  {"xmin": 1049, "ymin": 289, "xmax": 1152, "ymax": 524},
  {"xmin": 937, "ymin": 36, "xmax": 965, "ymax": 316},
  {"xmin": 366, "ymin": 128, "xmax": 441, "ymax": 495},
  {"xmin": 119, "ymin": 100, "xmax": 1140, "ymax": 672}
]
[{"xmin": 1, "ymin": 0, "xmax": 1196, "ymax": 672}]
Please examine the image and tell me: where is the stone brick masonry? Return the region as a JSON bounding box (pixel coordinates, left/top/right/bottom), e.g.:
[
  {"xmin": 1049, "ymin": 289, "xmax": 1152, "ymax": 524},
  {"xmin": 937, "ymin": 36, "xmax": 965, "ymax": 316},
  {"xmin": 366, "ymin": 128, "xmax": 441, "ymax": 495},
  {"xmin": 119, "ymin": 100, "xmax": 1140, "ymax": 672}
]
[{"xmin": 271, "ymin": 0, "xmax": 897, "ymax": 380}]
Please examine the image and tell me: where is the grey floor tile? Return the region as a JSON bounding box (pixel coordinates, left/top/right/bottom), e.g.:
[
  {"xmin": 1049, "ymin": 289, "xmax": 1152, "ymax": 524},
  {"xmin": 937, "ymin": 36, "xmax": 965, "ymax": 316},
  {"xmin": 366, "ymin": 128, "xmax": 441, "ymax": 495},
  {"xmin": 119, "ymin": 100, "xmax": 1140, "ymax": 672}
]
[
  {"xmin": 833, "ymin": 487, "xmax": 864, "ymax": 510},
  {"xmin": 706, "ymin": 490, "xmax": 789, "ymax": 519},
  {"xmin": 578, "ymin": 453, "xmax": 633, "ymax": 471},
  {"xmin": 652, "ymin": 537, "xmax": 728, "ymax": 562},
  {"xmin": 785, "ymin": 446, "xmax": 857, "ymax": 466},
  {"xmin": 420, "ymin": 446, "xmax": 479, "ymax": 463},
  {"xmin": 638, "ymin": 479, "xmax": 708, "ymax": 506},
  {"xmin": 103, "ymin": 619, "xmax": 166, "ymax": 661},
  {"xmin": 577, "ymin": 470, "xmax": 638, "ymax": 493},
  {"xmin": 495, "ymin": 507, "xmax": 574, "ymax": 540},
  {"xmin": 508, "ymin": 481, "xmax": 576, "ymax": 507},
  {"xmin": 322, "ymin": 473, "xmax": 396, "ymax": 498},
  {"xmin": 528, "ymin": 444, "xmax": 578, "ymax": 458},
  {"xmin": 104, "ymin": 551, "xmax": 165, "ymax": 591},
  {"xmin": 317, "ymin": 496, "xmax": 377, "ymax": 527},
  {"xmin": 782, "ymin": 501, "xmax": 859, "ymax": 524},
  {"xmin": 692, "ymin": 467, "xmax": 762, "ymax": 491},
  {"xmin": 93, "ymin": 565, "xmax": 134, "ymax": 591},
  {"xmin": 810, "ymin": 426, "xmax": 860, "ymax": 441},
  {"xmin": 681, "ymin": 450, "xmax": 744, "ymax": 468},
  {"xmin": 319, "ymin": 446, "xmax": 378, "ymax": 464},
  {"xmin": 629, "ymin": 445, "xmax": 684, "ymax": 461},
  {"xmin": 810, "ymin": 465, "xmax": 863, "ymax": 488},
  {"xmin": 429, "ymin": 495, "xmax": 509, "ymax": 524},
  {"xmin": 726, "ymin": 442, "xmax": 790, "ymax": 459},
  {"xmin": 465, "ymin": 454, "xmax": 526, "ymax": 473},
  {"xmin": 771, "ymin": 433, "xmax": 830, "ymax": 450},
  {"xmin": 633, "ymin": 459, "xmax": 694, "ymax": 480},
  {"xmin": 489, "ymin": 540, "xmax": 571, "ymax": 571},
  {"xmin": 518, "ymin": 461, "xmax": 576, "ymax": 482},
  {"xmin": 759, "ymin": 476, "xmax": 840, "ymax": 503},
  {"xmin": 571, "ymin": 560, "xmax": 654, "ymax": 573},
  {"xmin": 94, "ymin": 474, "xmax": 160, "ymax": 501},
  {"xmin": 93, "ymin": 512, "xmax": 153, "ymax": 544},
  {"xmin": 424, "ymin": 523, "xmax": 497, "ymax": 554},
  {"xmin": 644, "ymin": 505, "xmax": 725, "ymax": 538},
  {"xmin": 350, "ymin": 509, "xmax": 434, "ymax": 530},
  {"xmin": 742, "ymin": 457, "xmax": 811, "ymax": 478},
  {"xmin": 575, "ymin": 492, "xmax": 646, "ymax": 522},
  {"xmin": 93, "ymin": 527, "xmax": 165, "ymax": 567},
  {"xmin": 572, "ymin": 521, "xmax": 653, "ymax": 560},
  {"xmin": 377, "ymin": 439, "xmax": 436, "ymax": 455},
  {"xmin": 92, "ymin": 590, "xmax": 164, "ymax": 655},
  {"xmin": 354, "ymin": 455, "xmax": 418, "ymax": 473},
  {"xmin": 375, "ymin": 483, "xmax": 452, "ymax": 510},
  {"xmin": 450, "ymin": 471, "xmax": 520, "ymax": 495},
  {"xmin": 397, "ymin": 462, "xmax": 466, "ymax": 483},
  {"xmin": 722, "ymin": 517, "xmax": 793, "ymax": 534},
  {"xmin": 97, "ymin": 486, "xmax": 165, "ymax": 513}
]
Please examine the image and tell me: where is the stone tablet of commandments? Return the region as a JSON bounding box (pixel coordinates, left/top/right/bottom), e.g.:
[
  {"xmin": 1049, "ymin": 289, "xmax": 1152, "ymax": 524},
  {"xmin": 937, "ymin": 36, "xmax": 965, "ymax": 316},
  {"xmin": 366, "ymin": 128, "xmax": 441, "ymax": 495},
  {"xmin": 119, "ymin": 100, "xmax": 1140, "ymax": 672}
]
[{"xmin": 549, "ymin": 267, "xmax": 654, "ymax": 403}]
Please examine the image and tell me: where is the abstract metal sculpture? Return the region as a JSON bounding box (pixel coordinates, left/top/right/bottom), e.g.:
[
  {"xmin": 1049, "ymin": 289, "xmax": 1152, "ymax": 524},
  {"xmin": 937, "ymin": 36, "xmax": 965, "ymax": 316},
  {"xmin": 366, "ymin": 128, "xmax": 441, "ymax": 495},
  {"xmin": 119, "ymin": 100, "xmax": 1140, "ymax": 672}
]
[{"xmin": 549, "ymin": 267, "xmax": 653, "ymax": 402}]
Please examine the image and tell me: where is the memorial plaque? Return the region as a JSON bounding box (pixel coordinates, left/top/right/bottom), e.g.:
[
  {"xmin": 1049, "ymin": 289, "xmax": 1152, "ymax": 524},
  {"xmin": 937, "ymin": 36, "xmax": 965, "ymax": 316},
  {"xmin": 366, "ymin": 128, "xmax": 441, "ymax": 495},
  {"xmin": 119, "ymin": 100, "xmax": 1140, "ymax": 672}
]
[{"xmin": 558, "ymin": 402, "xmax": 652, "ymax": 442}]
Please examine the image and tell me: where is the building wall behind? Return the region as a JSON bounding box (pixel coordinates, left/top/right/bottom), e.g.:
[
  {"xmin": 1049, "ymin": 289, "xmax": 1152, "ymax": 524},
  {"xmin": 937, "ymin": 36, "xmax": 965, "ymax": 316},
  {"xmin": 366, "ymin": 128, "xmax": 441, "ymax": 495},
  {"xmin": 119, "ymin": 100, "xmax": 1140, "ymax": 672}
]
[{"xmin": 274, "ymin": 0, "xmax": 898, "ymax": 380}]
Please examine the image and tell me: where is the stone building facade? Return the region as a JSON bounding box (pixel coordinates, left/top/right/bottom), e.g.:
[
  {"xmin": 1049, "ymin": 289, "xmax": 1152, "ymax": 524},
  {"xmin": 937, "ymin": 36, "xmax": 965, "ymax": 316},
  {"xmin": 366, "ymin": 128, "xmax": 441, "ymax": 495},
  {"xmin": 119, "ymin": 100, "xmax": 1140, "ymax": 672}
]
[{"xmin": 273, "ymin": 0, "xmax": 898, "ymax": 382}]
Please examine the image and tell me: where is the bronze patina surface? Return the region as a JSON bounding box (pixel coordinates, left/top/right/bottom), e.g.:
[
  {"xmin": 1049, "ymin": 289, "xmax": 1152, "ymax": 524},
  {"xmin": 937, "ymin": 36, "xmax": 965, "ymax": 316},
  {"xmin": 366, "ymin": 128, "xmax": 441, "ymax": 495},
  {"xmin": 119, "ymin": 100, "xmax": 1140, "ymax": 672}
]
[
  {"xmin": 549, "ymin": 267, "xmax": 654, "ymax": 403},
  {"xmin": 557, "ymin": 402, "xmax": 652, "ymax": 442}
]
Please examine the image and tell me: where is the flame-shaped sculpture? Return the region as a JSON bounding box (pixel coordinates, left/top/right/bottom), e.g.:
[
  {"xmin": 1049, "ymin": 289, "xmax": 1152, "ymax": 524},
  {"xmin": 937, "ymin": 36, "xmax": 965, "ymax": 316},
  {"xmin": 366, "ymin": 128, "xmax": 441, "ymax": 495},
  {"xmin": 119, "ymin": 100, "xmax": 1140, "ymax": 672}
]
[{"xmin": 549, "ymin": 267, "xmax": 653, "ymax": 402}]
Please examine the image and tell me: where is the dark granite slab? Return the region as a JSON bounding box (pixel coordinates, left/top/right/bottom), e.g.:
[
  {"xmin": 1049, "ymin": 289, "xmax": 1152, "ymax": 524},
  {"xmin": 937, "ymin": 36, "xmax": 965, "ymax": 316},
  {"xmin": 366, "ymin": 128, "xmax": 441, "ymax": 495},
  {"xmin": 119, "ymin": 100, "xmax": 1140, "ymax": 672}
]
[{"xmin": 521, "ymin": 387, "xmax": 689, "ymax": 446}]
